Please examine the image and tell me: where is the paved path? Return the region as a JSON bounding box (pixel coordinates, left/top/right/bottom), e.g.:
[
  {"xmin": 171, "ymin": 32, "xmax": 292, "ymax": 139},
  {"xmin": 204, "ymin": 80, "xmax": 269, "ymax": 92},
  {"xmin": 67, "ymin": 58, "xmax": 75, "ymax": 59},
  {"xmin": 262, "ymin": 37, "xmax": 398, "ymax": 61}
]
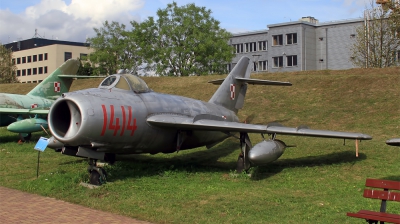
[{"xmin": 0, "ymin": 186, "xmax": 152, "ymax": 224}]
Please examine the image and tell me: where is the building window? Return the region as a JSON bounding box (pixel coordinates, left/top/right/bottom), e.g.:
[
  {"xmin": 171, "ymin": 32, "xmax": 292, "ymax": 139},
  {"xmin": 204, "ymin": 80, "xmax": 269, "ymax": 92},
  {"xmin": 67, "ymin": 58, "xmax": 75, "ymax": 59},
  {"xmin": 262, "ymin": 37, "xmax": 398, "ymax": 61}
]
[
  {"xmin": 258, "ymin": 60, "xmax": 267, "ymax": 71},
  {"xmin": 33, "ymin": 80, "xmax": 37, "ymax": 83},
  {"xmin": 33, "ymin": 55, "xmax": 37, "ymax": 62},
  {"xmin": 22, "ymin": 57, "xmax": 26, "ymax": 63},
  {"xmin": 39, "ymin": 54, "xmax": 43, "ymax": 61},
  {"xmin": 272, "ymin": 35, "xmax": 283, "ymax": 46},
  {"xmin": 227, "ymin": 64, "xmax": 231, "ymax": 72},
  {"xmin": 80, "ymin": 53, "xmax": 88, "ymax": 60},
  {"xmin": 287, "ymin": 55, "xmax": 297, "ymax": 67},
  {"xmin": 22, "ymin": 69, "xmax": 26, "ymax": 76},
  {"xmin": 27, "ymin": 56, "xmax": 31, "ymax": 63},
  {"xmin": 258, "ymin": 41, "xmax": 267, "ymax": 51},
  {"xmin": 245, "ymin": 42, "xmax": 256, "ymax": 52},
  {"xmin": 65, "ymin": 52, "xmax": 72, "ymax": 61},
  {"xmin": 12, "ymin": 58, "xmax": 15, "ymax": 65},
  {"xmin": 272, "ymin": 56, "xmax": 283, "ymax": 68},
  {"xmin": 27, "ymin": 69, "xmax": 31, "ymax": 75},
  {"xmin": 44, "ymin": 66, "xmax": 48, "ymax": 74},
  {"xmin": 286, "ymin": 33, "xmax": 297, "ymax": 45},
  {"xmin": 38, "ymin": 67, "xmax": 43, "ymax": 74},
  {"xmin": 17, "ymin": 58, "xmax": 21, "ymax": 64},
  {"xmin": 33, "ymin": 68, "xmax": 37, "ymax": 75},
  {"xmin": 233, "ymin": 44, "xmax": 243, "ymax": 53},
  {"xmin": 44, "ymin": 53, "xmax": 48, "ymax": 60},
  {"xmin": 16, "ymin": 70, "xmax": 21, "ymax": 76}
]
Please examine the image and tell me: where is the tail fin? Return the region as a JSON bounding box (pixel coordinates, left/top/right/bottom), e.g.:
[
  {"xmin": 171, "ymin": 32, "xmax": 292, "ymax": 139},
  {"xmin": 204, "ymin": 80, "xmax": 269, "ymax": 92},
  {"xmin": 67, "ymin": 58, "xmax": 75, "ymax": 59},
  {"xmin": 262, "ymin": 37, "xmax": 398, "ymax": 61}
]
[
  {"xmin": 208, "ymin": 56, "xmax": 292, "ymax": 113},
  {"xmin": 208, "ymin": 56, "xmax": 251, "ymax": 113},
  {"xmin": 27, "ymin": 59, "xmax": 80, "ymax": 99}
]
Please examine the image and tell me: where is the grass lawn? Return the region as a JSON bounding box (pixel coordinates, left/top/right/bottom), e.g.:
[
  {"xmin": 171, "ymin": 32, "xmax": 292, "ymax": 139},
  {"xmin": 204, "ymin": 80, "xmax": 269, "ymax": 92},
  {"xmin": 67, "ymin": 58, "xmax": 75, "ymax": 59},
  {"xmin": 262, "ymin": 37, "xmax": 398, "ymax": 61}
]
[{"xmin": 0, "ymin": 67, "xmax": 399, "ymax": 223}]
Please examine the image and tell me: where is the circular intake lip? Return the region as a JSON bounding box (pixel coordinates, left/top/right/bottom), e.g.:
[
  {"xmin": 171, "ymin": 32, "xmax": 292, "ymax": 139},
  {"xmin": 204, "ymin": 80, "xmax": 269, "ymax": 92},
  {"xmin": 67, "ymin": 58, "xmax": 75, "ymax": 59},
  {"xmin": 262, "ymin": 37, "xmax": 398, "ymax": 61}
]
[{"xmin": 48, "ymin": 97, "xmax": 83, "ymax": 143}]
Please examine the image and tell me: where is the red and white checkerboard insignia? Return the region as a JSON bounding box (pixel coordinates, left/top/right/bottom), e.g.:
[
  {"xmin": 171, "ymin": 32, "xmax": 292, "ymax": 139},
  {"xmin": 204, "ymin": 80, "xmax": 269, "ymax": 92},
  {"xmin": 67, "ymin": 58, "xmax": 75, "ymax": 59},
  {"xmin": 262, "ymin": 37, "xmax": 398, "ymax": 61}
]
[
  {"xmin": 31, "ymin": 104, "xmax": 38, "ymax": 108},
  {"xmin": 54, "ymin": 82, "xmax": 61, "ymax": 92},
  {"xmin": 230, "ymin": 84, "xmax": 235, "ymax": 100}
]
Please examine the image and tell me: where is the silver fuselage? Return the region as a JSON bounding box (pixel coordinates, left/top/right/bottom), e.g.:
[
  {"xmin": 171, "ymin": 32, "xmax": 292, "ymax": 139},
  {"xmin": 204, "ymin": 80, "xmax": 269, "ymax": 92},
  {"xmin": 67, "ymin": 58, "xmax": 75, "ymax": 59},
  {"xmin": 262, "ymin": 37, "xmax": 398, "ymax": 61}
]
[{"xmin": 49, "ymin": 88, "xmax": 238, "ymax": 154}]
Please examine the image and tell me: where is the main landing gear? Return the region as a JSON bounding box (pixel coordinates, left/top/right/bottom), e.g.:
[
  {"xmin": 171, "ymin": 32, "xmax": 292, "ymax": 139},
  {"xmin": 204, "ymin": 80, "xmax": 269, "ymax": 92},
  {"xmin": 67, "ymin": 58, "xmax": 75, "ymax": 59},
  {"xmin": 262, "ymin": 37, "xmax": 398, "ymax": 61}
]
[
  {"xmin": 236, "ymin": 132, "xmax": 252, "ymax": 173},
  {"xmin": 18, "ymin": 133, "xmax": 32, "ymax": 142},
  {"xmin": 88, "ymin": 159, "xmax": 107, "ymax": 186}
]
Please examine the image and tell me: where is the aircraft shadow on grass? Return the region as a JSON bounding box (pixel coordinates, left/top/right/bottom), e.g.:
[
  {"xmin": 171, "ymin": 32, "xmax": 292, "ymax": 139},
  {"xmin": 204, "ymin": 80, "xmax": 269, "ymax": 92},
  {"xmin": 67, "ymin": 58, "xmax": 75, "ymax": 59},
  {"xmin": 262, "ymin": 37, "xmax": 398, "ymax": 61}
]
[
  {"xmin": 87, "ymin": 139, "xmax": 366, "ymax": 183},
  {"xmin": 251, "ymin": 151, "xmax": 366, "ymax": 181}
]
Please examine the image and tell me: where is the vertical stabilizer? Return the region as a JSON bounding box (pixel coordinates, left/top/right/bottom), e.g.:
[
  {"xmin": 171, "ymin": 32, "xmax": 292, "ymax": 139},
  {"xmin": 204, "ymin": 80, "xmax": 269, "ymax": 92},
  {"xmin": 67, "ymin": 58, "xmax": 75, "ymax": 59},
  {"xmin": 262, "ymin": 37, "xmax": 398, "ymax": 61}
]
[
  {"xmin": 208, "ymin": 56, "xmax": 251, "ymax": 113},
  {"xmin": 27, "ymin": 59, "xmax": 80, "ymax": 98}
]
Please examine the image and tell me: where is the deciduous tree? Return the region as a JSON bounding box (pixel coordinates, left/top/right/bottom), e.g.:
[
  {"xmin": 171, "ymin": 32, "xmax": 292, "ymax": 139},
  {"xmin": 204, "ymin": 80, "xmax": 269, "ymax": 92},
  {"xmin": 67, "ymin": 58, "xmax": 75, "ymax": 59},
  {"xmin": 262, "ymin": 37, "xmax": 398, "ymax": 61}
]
[
  {"xmin": 87, "ymin": 21, "xmax": 142, "ymax": 75},
  {"xmin": 0, "ymin": 43, "xmax": 18, "ymax": 83},
  {"xmin": 131, "ymin": 1, "xmax": 234, "ymax": 76},
  {"xmin": 351, "ymin": 1, "xmax": 400, "ymax": 68}
]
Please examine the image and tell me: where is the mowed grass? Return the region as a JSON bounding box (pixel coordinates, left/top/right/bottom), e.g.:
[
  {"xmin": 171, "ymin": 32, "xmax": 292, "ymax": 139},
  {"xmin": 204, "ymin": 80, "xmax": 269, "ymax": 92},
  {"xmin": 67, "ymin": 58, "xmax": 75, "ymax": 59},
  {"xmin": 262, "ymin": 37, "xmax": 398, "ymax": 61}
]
[{"xmin": 0, "ymin": 67, "xmax": 399, "ymax": 223}]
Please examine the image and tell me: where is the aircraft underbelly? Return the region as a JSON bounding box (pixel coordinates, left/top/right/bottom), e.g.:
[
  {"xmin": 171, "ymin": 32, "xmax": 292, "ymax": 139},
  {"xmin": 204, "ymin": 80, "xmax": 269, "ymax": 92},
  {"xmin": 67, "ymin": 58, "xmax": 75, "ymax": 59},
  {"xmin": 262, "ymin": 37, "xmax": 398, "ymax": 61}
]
[{"xmin": 0, "ymin": 114, "xmax": 14, "ymax": 126}]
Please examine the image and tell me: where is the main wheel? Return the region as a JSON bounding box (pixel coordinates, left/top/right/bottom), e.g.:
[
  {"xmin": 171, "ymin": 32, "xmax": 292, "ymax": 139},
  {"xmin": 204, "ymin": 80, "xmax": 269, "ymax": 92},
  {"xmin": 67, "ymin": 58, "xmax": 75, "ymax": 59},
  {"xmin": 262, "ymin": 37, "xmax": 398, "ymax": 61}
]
[
  {"xmin": 19, "ymin": 133, "xmax": 32, "ymax": 142},
  {"xmin": 236, "ymin": 155, "xmax": 244, "ymax": 173}
]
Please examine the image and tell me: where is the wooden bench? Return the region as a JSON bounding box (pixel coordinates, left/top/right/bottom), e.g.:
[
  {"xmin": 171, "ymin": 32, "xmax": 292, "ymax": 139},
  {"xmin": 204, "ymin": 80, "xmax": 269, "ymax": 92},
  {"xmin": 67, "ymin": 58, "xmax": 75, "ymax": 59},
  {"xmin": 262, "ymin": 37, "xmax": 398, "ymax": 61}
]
[{"xmin": 347, "ymin": 178, "xmax": 400, "ymax": 224}]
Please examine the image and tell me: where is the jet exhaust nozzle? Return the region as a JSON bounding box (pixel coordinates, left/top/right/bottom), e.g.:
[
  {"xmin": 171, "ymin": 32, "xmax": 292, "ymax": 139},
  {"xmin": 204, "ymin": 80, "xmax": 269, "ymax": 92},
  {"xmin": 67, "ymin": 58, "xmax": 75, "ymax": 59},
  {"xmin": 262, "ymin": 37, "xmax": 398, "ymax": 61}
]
[{"xmin": 248, "ymin": 139, "xmax": 286, "ymax": 166}]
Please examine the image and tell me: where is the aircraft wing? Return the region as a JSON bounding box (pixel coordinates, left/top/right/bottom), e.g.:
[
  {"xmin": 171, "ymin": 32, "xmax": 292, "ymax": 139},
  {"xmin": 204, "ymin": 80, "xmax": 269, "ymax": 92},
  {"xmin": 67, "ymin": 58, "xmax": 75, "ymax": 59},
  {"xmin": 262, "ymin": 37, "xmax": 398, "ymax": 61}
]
[
  {"xmin": 386, "ymin": 138, "xmax": 400, "ymax": 146},
  {"xmin": 0, "ymin": 108, "xmax": 49, "ymax": 115},
  {"xmin": 147, "ymin": 114, "xmax": 372, "ymax": 140}
]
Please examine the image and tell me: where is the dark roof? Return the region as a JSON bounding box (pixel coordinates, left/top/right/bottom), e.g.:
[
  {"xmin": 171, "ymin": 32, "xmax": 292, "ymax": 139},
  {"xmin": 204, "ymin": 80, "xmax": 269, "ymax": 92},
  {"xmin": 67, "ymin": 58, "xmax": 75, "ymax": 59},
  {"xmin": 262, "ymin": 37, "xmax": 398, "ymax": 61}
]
[{"xmin": 3, "ymin": 38, "xmax": 89, "ymax": 51}]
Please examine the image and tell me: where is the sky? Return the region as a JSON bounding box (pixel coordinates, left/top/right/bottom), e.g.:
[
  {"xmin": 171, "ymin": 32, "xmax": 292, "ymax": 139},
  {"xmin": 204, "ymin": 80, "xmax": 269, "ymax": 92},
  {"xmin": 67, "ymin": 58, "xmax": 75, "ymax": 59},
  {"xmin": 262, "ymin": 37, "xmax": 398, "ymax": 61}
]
[{"xmin": 0, "ymin": 0, "xmax": 374, "ymax": 44}]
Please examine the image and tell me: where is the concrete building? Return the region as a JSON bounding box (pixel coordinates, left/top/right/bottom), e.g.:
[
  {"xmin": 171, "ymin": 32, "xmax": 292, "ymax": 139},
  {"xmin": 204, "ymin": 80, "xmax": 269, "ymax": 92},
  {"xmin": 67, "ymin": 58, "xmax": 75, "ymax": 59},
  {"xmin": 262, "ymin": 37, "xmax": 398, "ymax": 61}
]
[
  {"xmin": 229, "ymin": 16, "xmax": 363, "ymax": 73},
  {"xmin": 4, "ymin": 38, "xmax": 92, "ymax": 83}
]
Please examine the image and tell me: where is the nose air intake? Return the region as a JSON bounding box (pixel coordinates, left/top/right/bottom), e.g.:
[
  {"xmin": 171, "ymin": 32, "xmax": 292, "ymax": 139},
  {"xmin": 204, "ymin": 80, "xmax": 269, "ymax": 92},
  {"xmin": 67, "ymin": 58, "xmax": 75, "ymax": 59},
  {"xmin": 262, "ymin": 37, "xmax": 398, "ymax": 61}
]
[{"xmin": 48, "ymin": 99, "xmax": 82, "ymax": 142}]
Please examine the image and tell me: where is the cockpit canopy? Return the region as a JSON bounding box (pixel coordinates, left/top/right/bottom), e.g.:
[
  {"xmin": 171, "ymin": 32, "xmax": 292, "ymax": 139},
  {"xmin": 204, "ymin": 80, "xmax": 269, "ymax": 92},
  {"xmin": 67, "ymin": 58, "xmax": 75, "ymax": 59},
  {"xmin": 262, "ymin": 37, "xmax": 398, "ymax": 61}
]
[{"xmin": 98, "ymin": 72, "xmax": 151, "ymax": 93}]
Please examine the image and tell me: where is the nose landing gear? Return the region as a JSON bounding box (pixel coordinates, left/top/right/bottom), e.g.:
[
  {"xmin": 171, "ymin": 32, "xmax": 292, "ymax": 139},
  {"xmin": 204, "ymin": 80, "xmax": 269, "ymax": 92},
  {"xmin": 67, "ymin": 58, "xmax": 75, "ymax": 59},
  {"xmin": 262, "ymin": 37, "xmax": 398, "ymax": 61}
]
[{"xmin": 88, "ymin": 159, "xmax": 107, "ymax": 185}]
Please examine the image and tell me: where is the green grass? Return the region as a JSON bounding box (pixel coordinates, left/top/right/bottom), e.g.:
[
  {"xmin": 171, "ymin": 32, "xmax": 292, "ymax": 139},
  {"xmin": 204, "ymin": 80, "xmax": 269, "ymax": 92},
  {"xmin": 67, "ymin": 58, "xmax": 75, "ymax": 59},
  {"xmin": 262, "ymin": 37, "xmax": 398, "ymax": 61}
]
[{"xmin": 0, "ymin": 67, "xmax": 399, "ymax": 223}]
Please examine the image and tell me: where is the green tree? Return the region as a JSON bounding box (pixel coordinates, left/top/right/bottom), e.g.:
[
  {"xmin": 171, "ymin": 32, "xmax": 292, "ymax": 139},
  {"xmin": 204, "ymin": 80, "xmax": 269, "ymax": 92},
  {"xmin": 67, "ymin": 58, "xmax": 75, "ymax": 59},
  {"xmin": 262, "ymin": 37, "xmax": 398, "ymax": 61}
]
[
  {"xmin": 351, "ymin": 2, "xmax": 400, "ymax": 68},
  {"xmin": 87, "ymin": 21, "xmax": 142, "ymax": 75},
  {"xmin": 131, "ymin": 1, "xmax": 234, "ymax": 76},
  {"xmin": 76, "ymin": 58, "xmax": 94, "ymax": 76},
  {"xmin": 0, "ymin": 43, "xmax": 18, "ymax": 83}
]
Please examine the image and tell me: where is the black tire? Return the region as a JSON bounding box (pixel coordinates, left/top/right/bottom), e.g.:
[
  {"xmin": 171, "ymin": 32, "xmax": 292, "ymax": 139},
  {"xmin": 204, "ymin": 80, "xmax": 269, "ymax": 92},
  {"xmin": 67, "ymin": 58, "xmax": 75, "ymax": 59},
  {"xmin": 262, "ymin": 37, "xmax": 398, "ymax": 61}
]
[
  {"xmin": 89, "ymin": 170, "xmax": 102, "ymax": 186},
  {"xmin": 236, "ymin": 155, "xmax": 244, "ymax": 173},
  {"xmin": 19, "ymin": 133, "xmax": 32, "ymax": 142}
]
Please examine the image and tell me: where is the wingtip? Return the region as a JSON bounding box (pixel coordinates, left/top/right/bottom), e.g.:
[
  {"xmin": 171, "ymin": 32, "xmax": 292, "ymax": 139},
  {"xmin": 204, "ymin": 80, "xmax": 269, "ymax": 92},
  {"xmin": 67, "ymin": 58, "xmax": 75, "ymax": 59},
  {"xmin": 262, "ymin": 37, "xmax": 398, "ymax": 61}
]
[{"xmin": 360, "ymin": 134, "xmax": 373, "ymax": 140}]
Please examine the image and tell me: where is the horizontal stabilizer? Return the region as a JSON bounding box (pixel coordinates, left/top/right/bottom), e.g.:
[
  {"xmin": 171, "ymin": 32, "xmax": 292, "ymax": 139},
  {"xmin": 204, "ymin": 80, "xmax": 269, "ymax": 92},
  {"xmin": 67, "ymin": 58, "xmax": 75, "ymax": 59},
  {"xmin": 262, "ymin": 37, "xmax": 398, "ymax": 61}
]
[
  {"xmin": 386, "ymin": 138, "xmax": 400, "ymax": 146},
  {"xmin": 236, "ymin": 77, "xmax": 292, "ymax": 86},
  {"xmin": 58, "ymin": 75, "xmax": 106, "ymax": 78},
  {"xmin": 0, "ymin": 108, "xmax": 49, "ymax": 115},
  {"xmin": 208, "ymin": 77, "xmax": 292, "ymax": 86},
  {"xmin": 147, "ymin": 114, "xmax": 372, "ymax": 140}
]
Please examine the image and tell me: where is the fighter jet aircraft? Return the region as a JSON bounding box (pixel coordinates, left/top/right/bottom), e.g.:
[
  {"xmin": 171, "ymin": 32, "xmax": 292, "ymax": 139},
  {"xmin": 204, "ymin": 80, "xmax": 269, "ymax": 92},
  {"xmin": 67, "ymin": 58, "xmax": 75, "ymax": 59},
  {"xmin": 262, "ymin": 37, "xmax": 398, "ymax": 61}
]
[
  {"xmin": 386, "ymin": 138, "xmax": 400, "ymax": 146},
  {"xmin": 47, "ymin": 56, "xmax": 372, "ymax": 185},
  {"xmin": 0, "ymin": 59, "xmax": 95, "ymax": 141}
]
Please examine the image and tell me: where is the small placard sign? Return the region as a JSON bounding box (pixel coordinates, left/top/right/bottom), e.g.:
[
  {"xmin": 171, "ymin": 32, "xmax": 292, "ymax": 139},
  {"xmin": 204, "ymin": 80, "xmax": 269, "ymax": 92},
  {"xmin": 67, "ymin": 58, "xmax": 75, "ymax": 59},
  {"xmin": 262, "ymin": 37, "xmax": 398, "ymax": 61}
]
[{"xmin": 34, "ymin": 137, "xmax": 49, "ymax": 152}]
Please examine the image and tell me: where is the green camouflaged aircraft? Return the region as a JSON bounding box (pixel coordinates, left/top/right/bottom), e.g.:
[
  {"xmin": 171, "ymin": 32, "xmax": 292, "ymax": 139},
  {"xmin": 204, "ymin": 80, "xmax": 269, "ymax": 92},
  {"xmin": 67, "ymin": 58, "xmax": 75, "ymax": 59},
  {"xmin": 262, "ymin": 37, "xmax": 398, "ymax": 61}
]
[{"xmin": 0, "ymin": 59, "xmax": 97, "ymax": 141}]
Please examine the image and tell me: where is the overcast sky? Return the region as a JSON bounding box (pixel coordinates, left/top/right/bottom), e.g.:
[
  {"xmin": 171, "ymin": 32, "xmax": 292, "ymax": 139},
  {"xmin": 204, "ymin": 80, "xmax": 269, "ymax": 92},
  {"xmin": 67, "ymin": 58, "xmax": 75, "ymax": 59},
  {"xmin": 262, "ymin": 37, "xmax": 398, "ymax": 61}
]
[{"xmin": 0, "ymin": 0, "xmax": 374, "ymax": 44}]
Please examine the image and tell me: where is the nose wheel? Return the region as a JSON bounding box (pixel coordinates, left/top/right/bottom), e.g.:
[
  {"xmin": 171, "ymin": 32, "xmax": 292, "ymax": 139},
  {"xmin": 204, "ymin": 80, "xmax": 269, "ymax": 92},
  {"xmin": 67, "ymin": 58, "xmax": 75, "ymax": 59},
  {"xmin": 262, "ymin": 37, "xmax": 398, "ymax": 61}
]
[{"xmin": 88, "ymin": 159, "xmax": 107, "ymax": 185}]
